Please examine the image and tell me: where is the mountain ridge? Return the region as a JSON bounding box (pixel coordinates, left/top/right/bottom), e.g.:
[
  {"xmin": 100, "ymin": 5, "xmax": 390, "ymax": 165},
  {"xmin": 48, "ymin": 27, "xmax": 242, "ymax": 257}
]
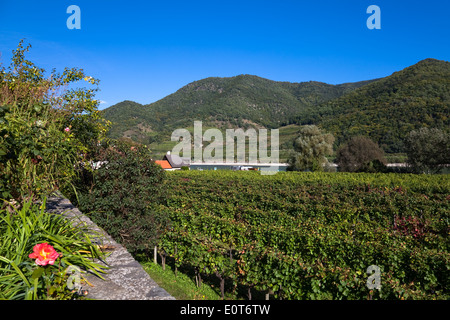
[
  {"xmin": 103, "ymin": 74, "xmax": 378, "ymax": 140},
  {"xmin": 300, "ymin": 58, "xmax": 450, "ymax": 152},
  {"xmin": 102, "ymin": 58, "xmax": 449, "ymax": 156}
]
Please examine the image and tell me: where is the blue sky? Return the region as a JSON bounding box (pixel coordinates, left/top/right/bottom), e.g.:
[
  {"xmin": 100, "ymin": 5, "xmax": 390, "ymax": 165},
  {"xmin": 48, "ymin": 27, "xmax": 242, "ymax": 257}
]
[{"xmin": 0, "ymin": 0, "xmax": 449, "ymax": 109}]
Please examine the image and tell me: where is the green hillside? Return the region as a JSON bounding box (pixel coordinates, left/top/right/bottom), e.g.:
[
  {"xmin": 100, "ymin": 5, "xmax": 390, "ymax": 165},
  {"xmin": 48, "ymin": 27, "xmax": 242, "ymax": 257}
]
[
  {"xmin": 296, "ymin": 58, "xmax": 450, "ymax": 153},
  {"xmin": 102, "ymin": 75, "xmax": 372, "ymax": 142},
  {"xmin": 102, "ymin": 58, "xmax": 449, "ymax": 159}
]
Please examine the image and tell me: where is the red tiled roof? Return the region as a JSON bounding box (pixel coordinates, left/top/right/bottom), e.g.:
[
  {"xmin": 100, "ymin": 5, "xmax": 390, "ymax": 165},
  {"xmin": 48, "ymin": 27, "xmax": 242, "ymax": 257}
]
[{"xmin": 155, "ymin": 160, "xmax": 172, "ymax": 169}]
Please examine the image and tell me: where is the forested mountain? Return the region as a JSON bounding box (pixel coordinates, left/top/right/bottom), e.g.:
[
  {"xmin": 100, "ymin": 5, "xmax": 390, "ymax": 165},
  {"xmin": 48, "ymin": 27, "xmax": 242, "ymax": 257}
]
[
  {"xmin": 102, "ymin": 58, "xmax": 449, "ymax": 156},
  {"xmin": 103, "ymin": 75, "xmax": 373, "ymax": 143},
  {"xmin": 294, "ymin": 58, "xmax": 450, "ymax": 153}
]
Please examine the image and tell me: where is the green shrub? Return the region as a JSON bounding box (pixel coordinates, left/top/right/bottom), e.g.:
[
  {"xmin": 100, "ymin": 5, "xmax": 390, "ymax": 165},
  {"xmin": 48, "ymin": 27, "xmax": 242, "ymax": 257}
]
[
  {"xmin": 0, "ymin": 40, "xmax": 110, "ymax": 204},
  {"xmin": 0, "ymin": 198, "xmax": 106, "ymax": 300},
  {"xmin": 404, "ymin": 127, "xmax": 450, "ymax": 174},
  {"xmin": 287, "ymin": 125, "xmax": 334, "ymax": 172},
  {"xmin": 336, "ymin": 136, "xmax": 387, "ymax": 172},
  {"xmin": 74, "ymin": 139, "xmax": 170, "ymax": 256}
]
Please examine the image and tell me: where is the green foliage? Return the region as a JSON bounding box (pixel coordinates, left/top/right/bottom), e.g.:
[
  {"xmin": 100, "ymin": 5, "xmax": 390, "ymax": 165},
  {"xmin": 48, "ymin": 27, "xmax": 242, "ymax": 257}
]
[
  {"xmin": 102, "ymin": 75, "xmax": 371, "ymax": 151},
  {"xmin": 304, "ymin": 58, "xmax": 450, "ymax": 153},
  {"xmin": 336, "ymin": 136, "xmax": 387, "ymax": 172},
  {"xmin": 287, "ymin": 125, "xmax": 334, "ymax": 171},
  {"xmin": 0, "ymin": 40, "xmax": 111, "ymax": 300},
  {"xmin": 0, "ymin": 100, "xmax": 79, "ymax": 202},
  {"xmin": 142, "ymin": 261, "xmax": 222, "ymax": 300},
  {"xmin": 157, "ymin": 170, "xmax": 449, "ymax": 300},
  {"xmin": 103, "ymin": 59, "xmax": 449, "ymax": 156},
  {"xmin": 0, "ymin": 198, "xmax": 106, "ymax": 300},
  {"xmin": 0, "ymin": 40, "xmax": 110, "ymax": 203},
  {"xmin": 404, "ymin": 127, "xmax": 450, "ymax": 174},
  {"xmin": 73, "ymin": 139, "xmax": 169, "ymax": 255}
]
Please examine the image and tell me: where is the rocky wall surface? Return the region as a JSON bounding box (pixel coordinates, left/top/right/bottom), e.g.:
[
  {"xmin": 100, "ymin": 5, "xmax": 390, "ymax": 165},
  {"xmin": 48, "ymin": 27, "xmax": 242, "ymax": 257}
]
[{"xmin": 45, "ymin": 194, "xmax": 175, "ymax": 300}]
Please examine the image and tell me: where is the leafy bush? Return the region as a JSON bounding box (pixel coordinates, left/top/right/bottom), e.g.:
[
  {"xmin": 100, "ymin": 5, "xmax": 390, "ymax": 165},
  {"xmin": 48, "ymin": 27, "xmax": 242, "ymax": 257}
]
[
  {"xmin": 287, "ymin": 125, "xmax": 334, "ymax": 172},
  {"xmin": 74, "ymin": 139, "xmax": 170, "ymax": 256},
  {"xmin": 404, "ymin": 127, "xmax": 450, "ymax": 174},
  {"xmin": 0, "ymin": 40, "xmax": 110, "ymax": 204},
  {"xmin": 335, "ymin": 136, "xmax": 387, "ymax": 172},
  {"xmin": 0, "ymin": 199, "xmax": 106, "ymax": 300}
]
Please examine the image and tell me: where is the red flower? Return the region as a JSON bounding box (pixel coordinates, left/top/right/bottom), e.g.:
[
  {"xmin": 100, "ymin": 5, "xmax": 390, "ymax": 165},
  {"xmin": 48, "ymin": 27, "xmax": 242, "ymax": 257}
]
[{"xmin": 29, "ymin": 243, "xmax": 60, "ymax": 266}]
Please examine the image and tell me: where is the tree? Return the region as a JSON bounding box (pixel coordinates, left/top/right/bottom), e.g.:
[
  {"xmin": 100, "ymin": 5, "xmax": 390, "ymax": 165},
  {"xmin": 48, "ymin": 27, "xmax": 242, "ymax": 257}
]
[
  {"xmin": 404, "ymin": 127, "xmax": 450, "ymax": 174},
  {"xmin": 287, "ymin": 125, "xmax": 334, "ymax": 171},
  {"xmin": 0, "ymin": 40, "xmax": 110, "ymax": 204},
  {"xmin": 335, "ymin": 136, "xmax": 387, "ymax": 172}
]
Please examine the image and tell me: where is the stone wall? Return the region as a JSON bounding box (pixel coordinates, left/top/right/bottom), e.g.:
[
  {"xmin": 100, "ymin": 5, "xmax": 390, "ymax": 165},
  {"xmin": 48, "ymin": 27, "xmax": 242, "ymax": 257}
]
[{"xmin": 45, "ymin": 194, "xmax": 175, "ymax": 300}]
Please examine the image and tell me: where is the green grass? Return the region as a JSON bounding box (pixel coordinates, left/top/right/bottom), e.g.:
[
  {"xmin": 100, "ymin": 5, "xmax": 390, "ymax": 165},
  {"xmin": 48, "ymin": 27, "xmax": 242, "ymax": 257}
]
[
  {"xmin": 141, "ymin": 260, "xmax": 222, "ymax": 300},
  {"xmin": 140, "ymin": 257, "xmax": 268, "ymax": 300}
]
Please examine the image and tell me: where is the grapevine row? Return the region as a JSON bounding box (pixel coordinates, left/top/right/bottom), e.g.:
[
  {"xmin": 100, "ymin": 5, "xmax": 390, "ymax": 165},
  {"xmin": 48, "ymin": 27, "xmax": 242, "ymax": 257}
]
[{"xmin": 156, "ymin": 171, "xmax": 449, "ymax": 299}]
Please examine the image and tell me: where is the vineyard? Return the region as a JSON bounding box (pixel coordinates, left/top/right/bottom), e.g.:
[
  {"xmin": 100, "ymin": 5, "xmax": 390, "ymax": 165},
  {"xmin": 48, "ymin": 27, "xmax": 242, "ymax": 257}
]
[{"xmin": 156, "ymin": 171, "xmax": 449, "ymax": 300}]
